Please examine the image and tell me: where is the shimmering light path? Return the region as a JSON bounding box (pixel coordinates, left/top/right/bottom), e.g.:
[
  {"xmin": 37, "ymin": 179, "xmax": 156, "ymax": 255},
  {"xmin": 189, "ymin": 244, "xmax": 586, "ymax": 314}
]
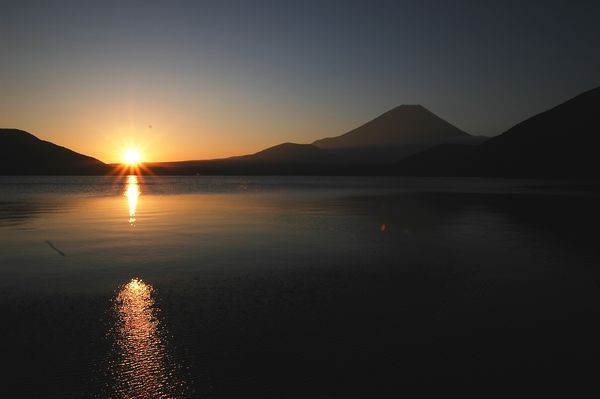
[
  {"xmin": 110, "ymin": 278, "xmax": 186, "ymax": 399},
  {"xmin": 125, "ymin": 176, "xmax": 140, "ymax": 226}
]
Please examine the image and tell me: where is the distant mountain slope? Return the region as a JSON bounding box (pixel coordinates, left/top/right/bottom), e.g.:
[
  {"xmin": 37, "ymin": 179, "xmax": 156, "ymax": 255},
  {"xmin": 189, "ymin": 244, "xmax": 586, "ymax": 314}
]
[
  {"xmin": 0, "ymin": 129, "xmax": 108, "ymax": 175},
  {"xmin": 476, "ymin": 86, "xmax": 600, "ymax": 177},
  {"xmin": 394, "ymin": 144, "xmax": 477, "ymax": 176},
  {"xmin": 313, "ymin": 105, "xmax": 469, "ymax": 149},
  {"xmin": 146, "ymin": 105, "xmax": 478, "ymax": 174},
  {"xmin": 9, "ymin": 87, "xmax": 598, "ymax": 177},
  {"xmin": 231, "ymin": 142, "xmax": 325, "ymax": 162},
  {"xmin": 145, "ymin": 143, "xmax": 346, "ymax": 175},
  {"xmin": 395, "ymin": 86, "xmax": 600, "ymax": 177}
]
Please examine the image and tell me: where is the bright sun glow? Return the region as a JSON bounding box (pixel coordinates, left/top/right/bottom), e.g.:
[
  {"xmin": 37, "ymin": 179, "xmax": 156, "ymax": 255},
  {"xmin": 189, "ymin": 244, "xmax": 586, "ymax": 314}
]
[{"xmin": 124, "ymin": 149, "xmax": 142, "ymax": 165}]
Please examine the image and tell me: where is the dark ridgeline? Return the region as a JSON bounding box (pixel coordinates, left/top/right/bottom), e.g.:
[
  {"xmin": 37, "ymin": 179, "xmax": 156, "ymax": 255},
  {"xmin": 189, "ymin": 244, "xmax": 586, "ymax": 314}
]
[
  {"xmin": 391, "ymin": 143, "xmax": 477, "ymax": 176},
  {"xmin": 145, "ymin": 104, "xmax": 482, "ymax": 175},
  {"xmin": 312, "ymin": 104, "xmax": 471, "ymax": 150},
  {"xmin": 396, "ymin": 86, "xmax": 600, "ymax": 177},
  {"xmin": 310, "ymin": 104, "xmax": 484, "ymax": 164},
  {"xmin": 477, "ymin": 85, "xmax": 600, "ymax": 177},
  {"xmin": 2, "ymin": 86, "xmax": 600, "ymax": 177},
  {"xmin": 0, "ymin": 129, "xmax": 109, "ymax": 175},
  {"xmin": 143, "ymin": 142, "xmax": 334, "ymax": 175}
]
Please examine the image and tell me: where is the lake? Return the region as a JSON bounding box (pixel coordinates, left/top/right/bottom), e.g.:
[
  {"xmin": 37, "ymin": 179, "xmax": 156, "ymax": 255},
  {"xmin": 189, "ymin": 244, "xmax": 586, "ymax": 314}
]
[{"xmin": 1, "ymin": 176, "xmax": 599, "ymax": 396}]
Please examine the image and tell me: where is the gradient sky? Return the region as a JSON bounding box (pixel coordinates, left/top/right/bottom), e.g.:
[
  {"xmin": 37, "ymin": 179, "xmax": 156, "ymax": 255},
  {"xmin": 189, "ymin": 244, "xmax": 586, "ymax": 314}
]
[{"xmin": 2, "ymin": 0, "xmax": 600, "ymax": 163}]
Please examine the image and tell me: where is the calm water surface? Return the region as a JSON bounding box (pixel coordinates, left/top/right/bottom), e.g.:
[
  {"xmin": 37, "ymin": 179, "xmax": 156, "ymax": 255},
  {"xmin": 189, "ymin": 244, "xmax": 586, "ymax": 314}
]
[{"xmin": 1, "ymin": 176, "xmax": 599, "ymax": 396}]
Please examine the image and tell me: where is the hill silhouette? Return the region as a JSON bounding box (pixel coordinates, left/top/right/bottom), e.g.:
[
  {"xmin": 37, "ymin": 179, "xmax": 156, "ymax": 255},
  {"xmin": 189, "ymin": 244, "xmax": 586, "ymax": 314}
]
[
  {"xmin": 393, "ymin": 144, "xmax": 476, "ymax": 176},
  {"xmin": 1, "ymin": 104, "xmax": 478, "ymax": 175},
  {"xmin": 144, "ymin": 142, "xmax": 336, "ymax": 175},
  {"xmin": 395, "ymin": 86, "xmax": 600, "ymax": 177},
  {"xmin": 308, "ymin": 104, "xmax": 480, "ymax": 164},
  {"xmin": 477, "ymin": 86, "xmax": 600, "ymax": 177},
  {"xmin": 231, "ymin": 143, "xmax": 325, "ymax": 162},
  {"xmin": 0, "ymin": 129, "xmax": 108, "ymax": 175},
  {"xmin": 145, "ymin": 105, "xmax": 478, "ymax": 173},
  {"xmin": 4, "ymin": 87, "xmax": 599, "ymax": 177},
  {"xmin": 313, "ymin": 104, "xmax": 470, "ymax": 149}
]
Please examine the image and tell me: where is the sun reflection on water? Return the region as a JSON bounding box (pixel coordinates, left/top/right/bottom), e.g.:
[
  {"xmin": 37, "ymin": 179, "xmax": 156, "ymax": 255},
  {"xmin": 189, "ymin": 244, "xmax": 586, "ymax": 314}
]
[
  {"xmin": 124, "ymin": 176, "xmax": 140, "ymax": 225},
  {"xmin": 110, "ymin": 278, "xmax": 186, "ymax": 398}
]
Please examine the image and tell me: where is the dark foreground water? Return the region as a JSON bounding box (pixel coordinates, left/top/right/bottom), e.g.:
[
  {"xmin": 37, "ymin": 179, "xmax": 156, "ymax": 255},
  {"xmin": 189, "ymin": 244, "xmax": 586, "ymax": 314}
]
[{"xmin": 1, "ymin": 176, "xmax": 599, "ymax": 396}]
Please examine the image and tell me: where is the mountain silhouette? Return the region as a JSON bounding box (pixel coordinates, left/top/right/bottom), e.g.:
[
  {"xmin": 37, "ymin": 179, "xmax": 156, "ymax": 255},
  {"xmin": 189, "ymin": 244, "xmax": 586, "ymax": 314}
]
[
  {"xmin": 0, "ymin": 129, "xmax": 108, "ymax": 175},
  {"xmin": 181, "ymin": 104, "xmax": 476, "ymax": 171},
  {"xmin": 313, "ymin": 105, "xmax": 470, "ymax": 149},
  {"xmin": 145, "ymin": 105, "xmax": 476, "ymax": 174},
  {"xmin": 231, "ymin": 143, "xmax": 325, "ymax": 162},
  {"xmin": 4, "ymin": 87, "xmax": 599, "ymax": 177},
  {"xmin": 396, "ymin": 86, "xmax": 600, "ymax": 177},
  {"xmin": 307, "ymin": 104, "xmax": 479, "ymax": 164},
  {"xmin": 393, "ymin": 144, "xmax": 476, "ymax": 176},
  {"xmin": 477, "ymin": 86, "xmax": 600, "ymax": 177}
]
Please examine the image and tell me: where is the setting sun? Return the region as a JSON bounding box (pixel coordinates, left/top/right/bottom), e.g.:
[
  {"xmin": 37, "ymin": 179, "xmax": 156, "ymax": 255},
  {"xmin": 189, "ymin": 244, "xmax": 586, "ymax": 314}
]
[{"xmin": 123, "ymin": 149, "xmax": 142, "ymax": 166}]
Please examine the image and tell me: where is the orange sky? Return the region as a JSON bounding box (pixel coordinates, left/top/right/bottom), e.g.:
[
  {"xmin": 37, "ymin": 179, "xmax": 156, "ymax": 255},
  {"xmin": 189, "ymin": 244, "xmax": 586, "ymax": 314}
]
[{"xmin": 2, "ymin": 93, "xmax": 367, "ymax": 164}]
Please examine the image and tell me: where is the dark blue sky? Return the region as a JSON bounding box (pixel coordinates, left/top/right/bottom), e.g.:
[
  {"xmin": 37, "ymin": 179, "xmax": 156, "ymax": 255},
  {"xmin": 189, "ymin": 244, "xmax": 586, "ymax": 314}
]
[{"xmin": 2, "ymin": 0, "xmax": 599, "ymax": 161}]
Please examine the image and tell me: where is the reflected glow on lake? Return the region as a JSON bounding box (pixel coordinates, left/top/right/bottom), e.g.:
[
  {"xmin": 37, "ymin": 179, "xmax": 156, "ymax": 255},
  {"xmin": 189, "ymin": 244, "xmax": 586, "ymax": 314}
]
[
  {"xmin": 111, "ymin": 278, "xmax": 185, "ymax": 398},
  {"xmin": 1, "ymin": 176, "xmax": 600, "ymax": 396},
  {"xmin": 125, "ymin": 176, "xmax": 140, "ymax": 226}
]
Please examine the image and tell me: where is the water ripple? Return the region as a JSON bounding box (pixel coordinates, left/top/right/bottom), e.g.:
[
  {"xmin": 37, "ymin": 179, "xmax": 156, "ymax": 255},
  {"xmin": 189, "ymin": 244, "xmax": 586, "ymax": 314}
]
[{"xmin": 107, "ymin": 278, "xmax": 188, "ymax": 399}]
